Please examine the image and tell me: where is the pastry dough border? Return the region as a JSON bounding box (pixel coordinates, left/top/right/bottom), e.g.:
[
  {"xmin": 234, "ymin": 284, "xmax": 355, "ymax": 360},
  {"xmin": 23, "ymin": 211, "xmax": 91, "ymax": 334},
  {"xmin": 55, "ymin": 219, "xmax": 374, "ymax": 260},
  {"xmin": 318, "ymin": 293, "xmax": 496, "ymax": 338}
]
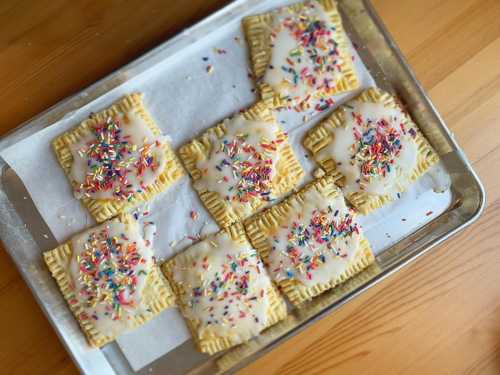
[
  {"xmin": 52, "ymin": 93, "xmax": 184, "ymax": 223},
  {"xmin": 43, "ymin": 214, "xmax": 176, "ymax": 348},
  {"xmin": 243, "ymin": 0, "xmax": 359, "ymax": 109},
  {"xmin": 245, "ymin": 175, "xmax": 375, "ymax": 306},
  {"xmin": 179, "ymin": 100, "xmax": 304, "ymax": 228},
  {"xmin": 161, "ymin": 223, "xmax": 287, "ymax": 355},
  {"xmin": 303, "ymin": 87, "xmax": 440, "ymax": 214}
]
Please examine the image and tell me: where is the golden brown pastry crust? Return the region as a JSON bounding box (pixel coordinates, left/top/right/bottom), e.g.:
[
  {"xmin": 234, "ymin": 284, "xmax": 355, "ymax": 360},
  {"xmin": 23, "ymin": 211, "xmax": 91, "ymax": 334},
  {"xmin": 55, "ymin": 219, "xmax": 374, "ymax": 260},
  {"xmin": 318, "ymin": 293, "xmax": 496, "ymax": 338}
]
[
  {"xmin": 243, "ymin": 0, "xmax": 359, "ymax": 109},
  {"xmin": 179, "ymin": 100, "xmax": 304, "ymax": 228},
  {"xmin": 303, "ymin": 87, "xmax": 439, "ymax": 214},
  {"xmin": 245, "ymin": 175, "xmax": 375, "ymax": 306},
  {"xmin": 52, "ymin": 93, "xmax": 184, "ymax": 222},
  {"xmin": 43, "ymin": 214, "xmax": 175, "ymax": 347},
  {"xmin": 161, "ymin": 223, "xmax": 287, "ymax": 354}
]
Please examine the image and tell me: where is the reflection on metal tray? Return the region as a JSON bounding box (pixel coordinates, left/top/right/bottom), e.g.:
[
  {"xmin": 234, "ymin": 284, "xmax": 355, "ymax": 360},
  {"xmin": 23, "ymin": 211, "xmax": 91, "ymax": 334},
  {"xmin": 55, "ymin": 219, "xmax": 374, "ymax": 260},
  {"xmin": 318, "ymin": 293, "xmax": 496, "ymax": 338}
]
[{"xmin": 0, "ymin": 0, "xmax": 485, "ymax": 374}]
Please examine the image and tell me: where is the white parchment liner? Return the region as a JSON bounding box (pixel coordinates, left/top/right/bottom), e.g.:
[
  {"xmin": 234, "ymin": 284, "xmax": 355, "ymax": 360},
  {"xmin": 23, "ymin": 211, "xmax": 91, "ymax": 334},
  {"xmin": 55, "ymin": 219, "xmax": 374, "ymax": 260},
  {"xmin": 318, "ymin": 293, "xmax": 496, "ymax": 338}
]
[{"xmin": 0, "ymin": 0, "xmax": 451, "ymax": 370}]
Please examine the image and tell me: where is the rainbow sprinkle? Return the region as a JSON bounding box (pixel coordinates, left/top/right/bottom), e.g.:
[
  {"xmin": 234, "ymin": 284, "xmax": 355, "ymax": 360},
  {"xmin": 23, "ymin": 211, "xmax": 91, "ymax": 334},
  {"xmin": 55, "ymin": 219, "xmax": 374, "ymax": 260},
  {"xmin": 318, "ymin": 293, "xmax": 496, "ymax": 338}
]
[
  {"xmin": 188, "ymin": 250, "xmax": 266, "ymax": 328},
  {"xmin": 75, "ymin": 226, "xmax": 149, "ymax": 321},
  {"xmin": 190, "ymin": 210, "xmax": 199, "ymax": 221},
  {"xmin": 273, "ymin": 207, "xmax": 359, "ymax": 280},
  {"xmin": 213, "ymin": 47, "xmax": 227, "ymax": 55},
  {"xmin": 269, "ymin": 2, "xmax": 343, "ymax": 109},
  {"xmin": 75, "ymin": 116, "xmax": 161, "ymax": 200},
  {"xmin": 349, "ymin": 111, "xmax": 415, "ymax": 183},
  {"xmin": 211, "ymin": 133, "xmax": 284, "ymax": 204}
]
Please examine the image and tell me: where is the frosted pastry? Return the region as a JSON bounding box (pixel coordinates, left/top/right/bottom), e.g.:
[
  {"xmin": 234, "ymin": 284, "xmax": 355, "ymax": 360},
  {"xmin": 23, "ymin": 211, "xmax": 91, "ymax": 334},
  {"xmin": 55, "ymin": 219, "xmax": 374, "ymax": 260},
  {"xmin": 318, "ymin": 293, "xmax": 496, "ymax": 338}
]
[
  {"xmin": 162, "ymin": 224, "xmax": 287, "ymax": 354},
  {"xmin": 303, "ymin": 87, "xmax": 439, "ymax": 214},
  {"xmin": 245, "ymin": 175, "xmax": 374, "ymax": 306},
  {"xmin": 243, "ymin": 0, "xmax": 358, "ymax": 111},
  {"xmin": 43, "ymin": 214, "xmax": 175, "ymax": 347},
  {"xmin": 179, "ymin": 100, "xmax": 304, "ymax": 228},
  {"xmin": 52, "ymin": 93, "xmax": 184, "ymax": 222}
]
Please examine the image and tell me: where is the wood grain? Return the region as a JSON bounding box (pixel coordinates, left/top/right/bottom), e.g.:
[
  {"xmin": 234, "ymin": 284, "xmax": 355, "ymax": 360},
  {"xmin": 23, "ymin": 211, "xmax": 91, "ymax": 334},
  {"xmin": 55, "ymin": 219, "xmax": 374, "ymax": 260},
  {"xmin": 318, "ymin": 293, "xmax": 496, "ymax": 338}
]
[{"xmin": 0, "ymin": 0, "xmax": 499, "ymax": 374}]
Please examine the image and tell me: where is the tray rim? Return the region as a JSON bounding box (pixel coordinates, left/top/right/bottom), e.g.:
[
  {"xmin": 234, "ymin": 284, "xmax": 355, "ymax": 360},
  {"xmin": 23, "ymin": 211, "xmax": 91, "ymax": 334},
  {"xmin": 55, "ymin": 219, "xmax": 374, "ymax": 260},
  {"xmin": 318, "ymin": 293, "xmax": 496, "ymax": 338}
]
[{"xmin": 0, "ymin": 0, "xmax": 486, "ymax": 373}]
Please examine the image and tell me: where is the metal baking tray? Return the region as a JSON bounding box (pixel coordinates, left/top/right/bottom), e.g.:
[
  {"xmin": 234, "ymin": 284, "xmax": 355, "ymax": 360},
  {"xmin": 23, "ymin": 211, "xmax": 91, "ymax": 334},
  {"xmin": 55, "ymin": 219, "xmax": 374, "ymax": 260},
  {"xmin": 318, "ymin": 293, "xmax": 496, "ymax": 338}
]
[{"xmin": 0, "ymin": 0, "xmax": 485, "ymax": 374}]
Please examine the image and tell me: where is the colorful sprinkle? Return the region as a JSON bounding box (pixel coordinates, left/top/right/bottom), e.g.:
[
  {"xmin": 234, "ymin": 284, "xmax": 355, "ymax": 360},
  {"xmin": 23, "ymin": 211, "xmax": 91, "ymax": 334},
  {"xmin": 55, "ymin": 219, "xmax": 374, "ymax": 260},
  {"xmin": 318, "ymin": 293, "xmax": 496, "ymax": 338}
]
[
  {"xmin": 74, "ymin": 116, "xmax": 161, "ymax": 200},
  {"xmin": 185, "ymin": 249, "xmax": 266, "ymax": 328},
  {"xmin": 190, "ymin": 210, "xmax": 199, "ymax": 221},
  {"xmin": 76, "ymin": 226, "xmax": 149, "ymax": 321},
  {"xmin": 274, "ymin": 206, "xmax": 359, "ymax": 281},
  {"xmin": 349, "ymin": 112, "xmax": 404, "ymax": 181},
  {"xmin": 210, "ymin": 132, "xmax": 284, "ymax": 204},
  {"xmin": 268, "ymin": 3, "xmax": 343, "ymax": 110}
]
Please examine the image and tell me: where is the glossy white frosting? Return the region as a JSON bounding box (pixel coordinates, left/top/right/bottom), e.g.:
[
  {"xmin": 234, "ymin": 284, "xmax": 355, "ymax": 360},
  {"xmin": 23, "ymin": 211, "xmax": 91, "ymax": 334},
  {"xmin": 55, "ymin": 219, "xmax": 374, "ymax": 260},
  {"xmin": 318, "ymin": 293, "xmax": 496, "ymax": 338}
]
[
  {"xmin": 318, "ymin": 100, "xmax": 419, "ymax": 195},
  {"xmin": 263, "ymin": 0, "xmax": 345, "ymax": 102},
  {"xmin": 69, "ymin": 111, "xmax": 167, "ymax": 200},
  {"xmin": 194, "ymin": 114, "xmax": 282, "ymax": 215},
  {"xmin": 267, "ymin": 187, "xmax": 362, "ymax": 287},
  {"xmin": 172, "ymin": 231, "xmax": 272, "ymax": 343},
  {"xmin": 69, "ymin": 221, "xmax": 153, "ymax": 337}
]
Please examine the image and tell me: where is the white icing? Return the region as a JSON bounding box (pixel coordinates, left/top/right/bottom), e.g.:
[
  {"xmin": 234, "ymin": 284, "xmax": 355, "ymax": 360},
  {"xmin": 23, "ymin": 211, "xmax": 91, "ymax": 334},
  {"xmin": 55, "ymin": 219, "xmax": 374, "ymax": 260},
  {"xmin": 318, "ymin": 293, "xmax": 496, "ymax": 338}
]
[
  {"xmin": 69, "ymin": 221, "xmax": 154, "ymax": 338},
  {"xmin": 194, "ymin": 115, "xmax": 282, "ymax": 216},
  {"xmin": 263, "ymin": 0, "xmax": 345, "ymax": 101},
  {"xmin": 172, "ymin": 231, "xmax": 272, "ymax": 343},
  {"xmin": 268, "ymin": 188, "xmax": 362, "ymax": 288},
  {"xmin": 317, "ymin": 100, "xmax": 419, "ymax": 196},
  {"xmin": 69, "ymin": 111, "xmax": 168, "ymax": 200}
]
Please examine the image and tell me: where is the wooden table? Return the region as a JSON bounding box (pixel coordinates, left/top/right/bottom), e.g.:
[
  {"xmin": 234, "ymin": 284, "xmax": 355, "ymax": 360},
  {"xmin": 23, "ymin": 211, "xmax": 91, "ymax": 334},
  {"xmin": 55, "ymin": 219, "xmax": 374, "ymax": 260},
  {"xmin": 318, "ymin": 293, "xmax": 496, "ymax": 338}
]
[{"xmin": 1, "ymin": 0, "xmax": 499, "ymax": 374}]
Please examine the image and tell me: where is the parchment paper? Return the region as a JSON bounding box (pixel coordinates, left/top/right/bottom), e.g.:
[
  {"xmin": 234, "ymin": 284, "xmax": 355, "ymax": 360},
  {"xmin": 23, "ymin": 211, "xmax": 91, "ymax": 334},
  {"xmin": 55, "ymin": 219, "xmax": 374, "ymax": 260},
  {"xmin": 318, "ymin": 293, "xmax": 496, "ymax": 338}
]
[{"xmin": 0, "ymin": 0, "xmax": 451, "ymax": 371}]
